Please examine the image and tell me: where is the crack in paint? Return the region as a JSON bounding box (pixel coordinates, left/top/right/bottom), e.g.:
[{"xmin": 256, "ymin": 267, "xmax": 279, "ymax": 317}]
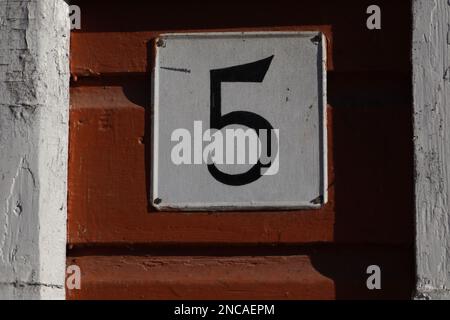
[
  {"xmin": 0, "ymin": 157, "xmax": 36, "ymax": 264},
  {"xmin": 0, "ymin": 281, "xmax": 63, "ymax": 289},
  {"xmin": 0, "ymin": 157, "xmax": 25, "ymax": 264},
  {"xmin": 160, "ymin": 66, "xmax": 191, "ymax": 74}
]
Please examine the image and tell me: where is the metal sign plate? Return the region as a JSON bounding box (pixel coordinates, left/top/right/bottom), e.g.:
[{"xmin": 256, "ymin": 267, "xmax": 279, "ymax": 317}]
[{"xmin": 152, "ymin": 32, "xmax": 327, "ymax": 211}]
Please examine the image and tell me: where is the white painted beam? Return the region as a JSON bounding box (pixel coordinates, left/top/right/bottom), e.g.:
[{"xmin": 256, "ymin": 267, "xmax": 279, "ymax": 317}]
[
  {"xmin": 0, "ymin": 0, "xmax": 70, "ymax": 300},
  {"xmin": 413, "ymin": 0, "xmax": 450, "ymax": 300}
]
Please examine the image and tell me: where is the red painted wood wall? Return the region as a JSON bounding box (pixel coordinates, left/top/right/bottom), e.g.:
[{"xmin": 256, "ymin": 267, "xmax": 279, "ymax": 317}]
[{"xmin": 67, "ymin": 0, "xmax": 414, "ymax": 299}]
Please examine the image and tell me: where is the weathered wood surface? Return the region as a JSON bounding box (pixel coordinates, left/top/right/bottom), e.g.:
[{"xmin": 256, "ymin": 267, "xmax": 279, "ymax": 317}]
[
  {"xmin": 413, "ymin": 0, "xmax": 450, "ymax": 300},
  {"xmin": 0, "ymin": 0, "xmax": 69, "ymax": 300},
  {"xmin": 67, "ymin": 247, "xmax": 413, "ymax": 300}
]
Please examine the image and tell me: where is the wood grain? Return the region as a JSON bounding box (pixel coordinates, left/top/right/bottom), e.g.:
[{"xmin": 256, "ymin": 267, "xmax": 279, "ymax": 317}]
[{"xmin": 412, "ymin": 0, "xmax": 450, "ymax": 299}]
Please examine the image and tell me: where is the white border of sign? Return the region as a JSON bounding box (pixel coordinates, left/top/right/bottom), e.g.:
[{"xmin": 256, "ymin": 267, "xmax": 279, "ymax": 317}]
[{"xmin": 151, "ymin": 31, "xmax": 328, "ymax": 211}]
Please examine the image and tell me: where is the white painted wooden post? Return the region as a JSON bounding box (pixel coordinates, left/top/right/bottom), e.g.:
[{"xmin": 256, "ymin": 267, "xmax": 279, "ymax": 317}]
[
  {"xmin": 413, "ymin": 0, "xmax": 450, "ymax": 300},
  {"xmin": 0, "ymin": 0, "xmax": 70, "ymax": 299}
]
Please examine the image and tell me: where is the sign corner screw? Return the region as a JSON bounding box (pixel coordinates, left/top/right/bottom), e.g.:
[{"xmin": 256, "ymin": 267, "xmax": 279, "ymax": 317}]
[{"xmin": 156, "ymin": 39, "xmax": 165, "ymax": 48}]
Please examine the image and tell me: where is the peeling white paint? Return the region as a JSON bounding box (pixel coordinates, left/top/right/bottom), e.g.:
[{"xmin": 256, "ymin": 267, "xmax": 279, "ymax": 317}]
[
  {"xmin": 0, "ymin": 0, "xmax": 69, "ymax": 300},
  {"xmin": 413, "ymin": 0, "xmax": 450, "ymax": 300}
]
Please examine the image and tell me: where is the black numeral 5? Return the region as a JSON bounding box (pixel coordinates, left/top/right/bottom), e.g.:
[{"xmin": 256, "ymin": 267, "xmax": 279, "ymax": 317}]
[{"xmin": 208, "ymin": 55, "xmax": 277, "ymax": 186}]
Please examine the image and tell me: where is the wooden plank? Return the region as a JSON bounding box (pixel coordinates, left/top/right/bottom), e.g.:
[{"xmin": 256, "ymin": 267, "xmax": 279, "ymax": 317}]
[
  {"xmin": 67, "ymin": 255, "xmax": 334, "ymax": 300},
  {"xmin": 69, "ymin": 0, "xmax": 411, "ymax": 75},
  {"xmin": 412, "ymin": 0, "xmax": 450, "ymax": 300},
  {"xmin": 68, "ymin": 79, "xmax": 413, "ymax": 245},
  {"xmin": 66, "ymin": 247, "xmax": 414, "ymax": 300},
  {"xmin": 70, "ymin": 27, "xmax": 333, "ymax": 76}
]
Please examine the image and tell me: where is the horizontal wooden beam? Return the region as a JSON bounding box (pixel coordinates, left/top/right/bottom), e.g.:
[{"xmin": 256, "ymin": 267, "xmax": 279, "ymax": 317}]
[{"xmin": 67, "ymin": 247, "xmax": 413, "ymax": 300}]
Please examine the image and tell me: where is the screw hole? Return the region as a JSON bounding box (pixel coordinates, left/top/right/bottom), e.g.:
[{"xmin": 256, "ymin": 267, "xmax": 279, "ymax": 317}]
[{"xmin": 156, "ymin": 39, "xmax": 165, "ymax": 47}]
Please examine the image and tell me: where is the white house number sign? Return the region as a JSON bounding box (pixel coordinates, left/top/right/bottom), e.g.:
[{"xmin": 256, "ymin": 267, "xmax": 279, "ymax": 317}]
[{"xmin": 152, "ymin": 32, "xmax": 327, "ymax": 211}]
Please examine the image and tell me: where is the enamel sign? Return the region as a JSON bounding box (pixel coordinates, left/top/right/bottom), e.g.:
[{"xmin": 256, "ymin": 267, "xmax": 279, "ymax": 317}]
[{"xmin": 152, "ymin": 32, "xmax": 327, "ymax": 211}]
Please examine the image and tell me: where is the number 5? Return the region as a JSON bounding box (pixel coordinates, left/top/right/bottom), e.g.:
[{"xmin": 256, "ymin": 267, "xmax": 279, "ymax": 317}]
[{"xmin": 209, "ymin": 55, "xmax": 278, "ymax": 186}]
